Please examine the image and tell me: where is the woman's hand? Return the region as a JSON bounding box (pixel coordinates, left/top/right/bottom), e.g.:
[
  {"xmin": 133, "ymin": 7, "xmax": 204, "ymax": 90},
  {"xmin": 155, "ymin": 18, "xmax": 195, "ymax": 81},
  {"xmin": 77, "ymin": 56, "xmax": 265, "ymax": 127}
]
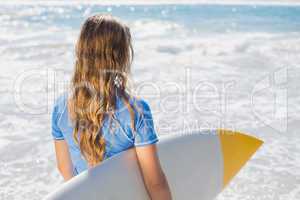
[
  {"xmin": 135, "ymin": 144, "xmax": 172, "ymax": 200},
  {"xmin": 54, "ymin": 140, "xmax": 74, "ymax": 181}
]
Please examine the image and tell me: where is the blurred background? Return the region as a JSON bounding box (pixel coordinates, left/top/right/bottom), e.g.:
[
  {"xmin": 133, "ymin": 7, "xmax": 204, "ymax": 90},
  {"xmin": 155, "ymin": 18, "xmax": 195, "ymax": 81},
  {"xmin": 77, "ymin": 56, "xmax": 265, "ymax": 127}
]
[{"xmin": 0, "ymin": 0, "xmax": 299, "ymax": 199}]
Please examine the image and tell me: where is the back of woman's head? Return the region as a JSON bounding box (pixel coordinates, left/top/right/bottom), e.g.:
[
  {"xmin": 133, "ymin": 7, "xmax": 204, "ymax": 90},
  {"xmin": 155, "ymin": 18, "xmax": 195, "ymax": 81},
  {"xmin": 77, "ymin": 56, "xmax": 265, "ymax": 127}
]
[
  {"xmin": 74, "ymin": 14, "xmax": 133, "ymax": 92},
  {"xmin": 69, "ymin": 14, "xmax": 135, "ymax": 166}
]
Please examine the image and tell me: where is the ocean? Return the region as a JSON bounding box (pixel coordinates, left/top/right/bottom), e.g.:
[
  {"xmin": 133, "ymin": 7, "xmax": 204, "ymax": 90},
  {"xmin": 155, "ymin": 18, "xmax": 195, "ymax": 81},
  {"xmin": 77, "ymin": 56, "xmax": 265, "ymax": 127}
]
[{"xmin": 0, "ymin": 1, "xmax": 299, "ymax": 199}]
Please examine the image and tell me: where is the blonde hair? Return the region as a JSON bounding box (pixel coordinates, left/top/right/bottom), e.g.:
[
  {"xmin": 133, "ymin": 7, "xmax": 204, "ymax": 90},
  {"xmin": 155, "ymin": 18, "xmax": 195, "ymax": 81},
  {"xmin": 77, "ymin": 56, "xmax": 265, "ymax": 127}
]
[{"xmin": 68, "ymin": 14, "xmax": 135, "ymax": 166}]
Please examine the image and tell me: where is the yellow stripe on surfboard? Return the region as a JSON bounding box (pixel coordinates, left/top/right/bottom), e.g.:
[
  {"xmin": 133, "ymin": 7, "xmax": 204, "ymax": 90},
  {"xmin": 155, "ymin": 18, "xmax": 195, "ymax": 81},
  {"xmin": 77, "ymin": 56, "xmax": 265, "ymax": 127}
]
[{"xmin": 217, "ymin": 129, "xmax": 263, "ymax": 188}]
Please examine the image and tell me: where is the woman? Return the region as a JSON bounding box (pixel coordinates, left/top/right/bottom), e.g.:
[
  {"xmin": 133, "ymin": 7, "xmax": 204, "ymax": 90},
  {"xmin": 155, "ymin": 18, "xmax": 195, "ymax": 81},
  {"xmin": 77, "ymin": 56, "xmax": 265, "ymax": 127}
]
[{"xmin": 51, "ymin": 14, "xmax": 172, "ymax": 200}]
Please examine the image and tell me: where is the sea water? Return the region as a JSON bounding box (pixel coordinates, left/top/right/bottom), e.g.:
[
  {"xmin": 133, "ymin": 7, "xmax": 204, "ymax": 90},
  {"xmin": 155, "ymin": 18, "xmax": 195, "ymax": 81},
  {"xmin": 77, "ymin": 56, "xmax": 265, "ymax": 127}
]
[{"xmin": 0, "ymin": 1, "xmax": 300, "ymax": 199}]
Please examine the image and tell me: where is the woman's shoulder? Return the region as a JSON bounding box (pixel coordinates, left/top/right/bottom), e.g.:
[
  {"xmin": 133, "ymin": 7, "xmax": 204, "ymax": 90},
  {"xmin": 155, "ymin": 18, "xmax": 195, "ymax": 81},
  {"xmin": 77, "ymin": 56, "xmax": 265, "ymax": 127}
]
[
  {"xmin": 128, "ymin": 95, "xmax": 152, "ymax": 114},
  {"xmin": 115, "ymin": 95, "xmax": 153, "ymax": 120},
  {"xmin": 52, "ymin": 92, "xmax": 69, "ymax": 116},
  {"xmin": 54, "ymin": 92, "xmax": 68, "ymax": 106}
]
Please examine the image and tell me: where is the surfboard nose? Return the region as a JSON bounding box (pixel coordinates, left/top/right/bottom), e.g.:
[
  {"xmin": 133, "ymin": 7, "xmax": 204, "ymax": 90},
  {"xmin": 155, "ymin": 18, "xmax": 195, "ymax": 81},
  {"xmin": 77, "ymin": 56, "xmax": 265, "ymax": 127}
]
[{"xmin": 217, "ymin": 129, "xmax": 264, "ymax": 188}]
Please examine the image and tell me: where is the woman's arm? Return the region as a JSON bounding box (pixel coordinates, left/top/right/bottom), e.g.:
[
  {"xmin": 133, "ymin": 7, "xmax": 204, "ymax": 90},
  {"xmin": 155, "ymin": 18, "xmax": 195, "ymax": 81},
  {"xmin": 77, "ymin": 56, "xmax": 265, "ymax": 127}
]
[
  {"xmin": 135, "ymin": 144, "xmax": 172, "ymax": 200},
  {"xmin": 54, "ymin": 140, "xmax": 74, "ymax": 181}
]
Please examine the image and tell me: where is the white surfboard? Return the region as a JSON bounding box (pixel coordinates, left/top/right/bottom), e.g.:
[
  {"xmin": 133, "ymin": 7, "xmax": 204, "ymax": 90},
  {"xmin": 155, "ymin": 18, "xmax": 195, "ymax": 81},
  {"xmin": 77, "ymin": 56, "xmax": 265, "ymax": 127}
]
[{"xmin": 44, "ymin": 129, "xmax": 263, "ymax": 200}]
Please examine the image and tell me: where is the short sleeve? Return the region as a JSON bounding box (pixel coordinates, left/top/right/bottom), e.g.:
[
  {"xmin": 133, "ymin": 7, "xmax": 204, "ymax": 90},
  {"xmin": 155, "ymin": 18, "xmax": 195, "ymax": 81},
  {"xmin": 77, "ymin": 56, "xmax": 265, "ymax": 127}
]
[
  {"xmin": 51, "ymin": 102, "xmax": 64, "ymax": 140},
  {"xmin": 134, "ymin": 99, "xmax": 159, "ymax": 147}
]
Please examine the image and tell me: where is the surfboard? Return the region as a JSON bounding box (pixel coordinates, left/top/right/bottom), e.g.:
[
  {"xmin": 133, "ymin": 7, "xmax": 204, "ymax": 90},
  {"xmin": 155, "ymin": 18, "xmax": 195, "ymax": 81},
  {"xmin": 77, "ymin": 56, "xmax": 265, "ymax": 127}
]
[{"xmin": 44, "ymin": 129, "xmax": 263, "ymax": 200}]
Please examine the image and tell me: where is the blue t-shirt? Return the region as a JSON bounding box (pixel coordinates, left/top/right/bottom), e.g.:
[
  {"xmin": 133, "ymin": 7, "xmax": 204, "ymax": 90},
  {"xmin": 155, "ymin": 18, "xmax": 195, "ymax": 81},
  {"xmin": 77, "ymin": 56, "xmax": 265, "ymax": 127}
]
[{"xmin": 51, "ymin": 93, "xmax": 158, "ymax": 175}]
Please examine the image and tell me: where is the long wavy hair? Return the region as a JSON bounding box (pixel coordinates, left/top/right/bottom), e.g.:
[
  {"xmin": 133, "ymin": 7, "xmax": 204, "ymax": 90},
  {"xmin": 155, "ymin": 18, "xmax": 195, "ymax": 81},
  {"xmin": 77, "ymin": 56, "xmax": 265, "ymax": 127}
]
[{"xmin": 68, "ymin": 14, "xmax": 135, "ymax": 166}]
